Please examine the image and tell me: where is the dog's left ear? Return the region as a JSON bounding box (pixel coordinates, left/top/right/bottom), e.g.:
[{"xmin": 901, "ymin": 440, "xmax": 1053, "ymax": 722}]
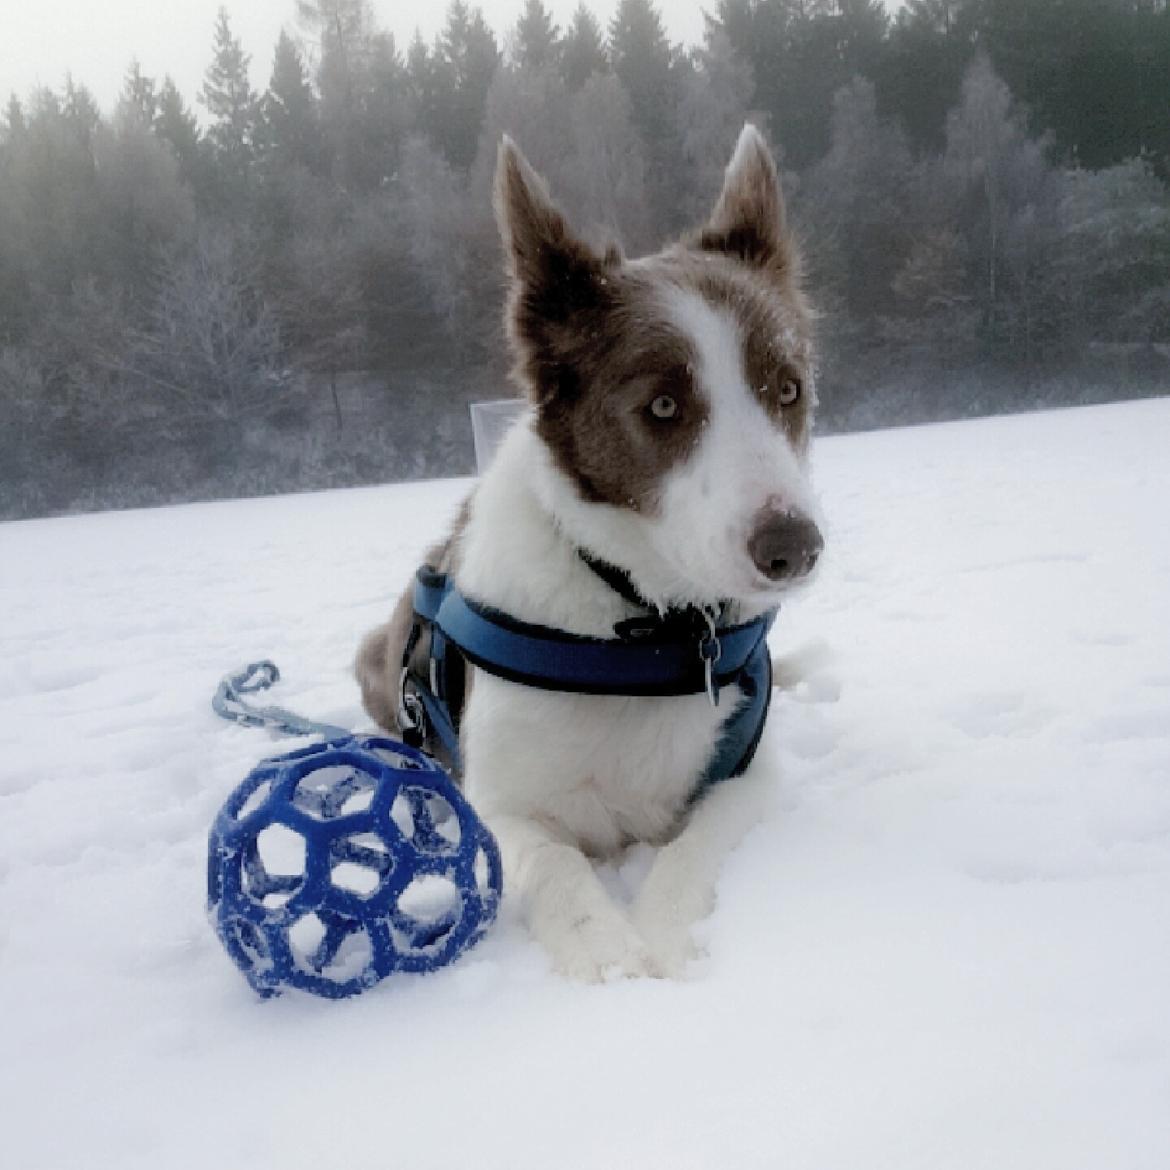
[
  {"xmin": 695, "ymin": 124, "xmax": 798, "ymax": 278},
  {"xmin": 494, "ymin": 136, "xmax": 616, "ymax": 405},
  {"xmin": 494, "ymin": 136, "xmax": 610, "ymax": 324}
]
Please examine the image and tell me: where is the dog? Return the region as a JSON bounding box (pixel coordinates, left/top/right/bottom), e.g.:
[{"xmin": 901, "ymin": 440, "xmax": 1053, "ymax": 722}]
[{"xmin": 356, "ymin": 124, "xmax": 821, "ymax": 981}]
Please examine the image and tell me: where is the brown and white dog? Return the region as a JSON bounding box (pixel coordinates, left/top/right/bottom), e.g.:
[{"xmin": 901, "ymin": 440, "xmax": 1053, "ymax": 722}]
[{"xmin": 357, "ymin": 125, "xmax": 822, "ymax": 980}]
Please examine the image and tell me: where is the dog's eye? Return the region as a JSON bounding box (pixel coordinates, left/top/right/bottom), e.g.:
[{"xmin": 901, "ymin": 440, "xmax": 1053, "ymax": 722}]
[
  {"xmin": 649, "ymin": 394, "xmax": 678, "ymax": 420},
  {"xmin": 778, "ymin": 377, "xmax": 801, "ymax": 407}
]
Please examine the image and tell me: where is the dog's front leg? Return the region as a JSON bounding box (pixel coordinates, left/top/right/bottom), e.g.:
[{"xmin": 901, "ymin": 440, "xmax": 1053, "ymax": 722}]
[
  {"xmin": 631, "ymin": 769, "xmax": 771, "ymax": 977},
  {"xmin": 488, "ymin": 812, "xmax": 657, "ymax": 982}
]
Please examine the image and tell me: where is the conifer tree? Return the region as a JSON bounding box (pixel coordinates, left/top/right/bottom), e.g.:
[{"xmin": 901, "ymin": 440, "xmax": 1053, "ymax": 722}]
[
  {"xmin": 120, "ymin": 62, "xmax": 157, "ymax": 124},
  {"xmin": 514, "ymin": 0, "xmax": 560, "ymax": 70},
  {"xmin": 432, "ymin": 2, "xmax": 500, "ymax": 170},
  {"xmin": 261, "ymin": 30, "xmax": 321, "ymax": 173},
  {"xmin": 608, "ymin": 0, "xmax": 674, "ymax": 146},
  {"xmin": 200, "ymin": 8, "xmax": 259, "ymax": 193},
  {"xmin": 561, "ymin": 4, "xmax": 608, "ymax": 90},
  {"xmin": 155, "ymin": 76, "xmax": 204, "ymax": 191}
]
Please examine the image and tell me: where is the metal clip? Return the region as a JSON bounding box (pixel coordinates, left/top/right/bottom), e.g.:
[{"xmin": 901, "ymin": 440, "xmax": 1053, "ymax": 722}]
[
  {"xmin": 397, "ymin": 667, "xmax": 426, "ymax": 739},
  {"xmin": 698, "ymin": 609, "xmax": 722, "ymax": 708}
]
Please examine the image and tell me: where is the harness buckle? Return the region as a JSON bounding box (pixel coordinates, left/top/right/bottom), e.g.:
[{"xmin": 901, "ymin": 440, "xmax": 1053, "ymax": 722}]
[
  {"xmin": 698, "ymin": 609, "xmax": 722, "ymax": 708},
  {"xmin": 397, "ymin": 666, "xmax": 426, "ymax": 743}
]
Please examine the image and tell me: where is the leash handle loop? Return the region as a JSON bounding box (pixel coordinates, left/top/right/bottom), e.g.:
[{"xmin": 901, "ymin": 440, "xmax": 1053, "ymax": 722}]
[{"xmin": 212, "ymin": 660, "xmax": 350, "ymax": 741}]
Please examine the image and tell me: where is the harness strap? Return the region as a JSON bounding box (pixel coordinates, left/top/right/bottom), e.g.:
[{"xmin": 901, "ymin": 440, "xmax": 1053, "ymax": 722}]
[
  {"xmin": 576, "ymin": 549, "xmax": 655, "ymax": 609},
  {"xmin": 413, "ymin": 570, "xmax": 775, "ymax": 698}
]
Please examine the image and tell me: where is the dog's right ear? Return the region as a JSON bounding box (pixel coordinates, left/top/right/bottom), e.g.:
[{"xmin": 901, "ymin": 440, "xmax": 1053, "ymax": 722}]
[
  {"xmin": 494, "ymin": 136, "xmax": 611, "ymax": 330},
  {"xmin": 694, "ymin": 124, "xmax": 798, "ymax": 280}
]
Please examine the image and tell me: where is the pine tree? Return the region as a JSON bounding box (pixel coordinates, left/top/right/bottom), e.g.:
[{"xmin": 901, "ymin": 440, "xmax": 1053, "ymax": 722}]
[
  {"xmin": 432, "ymin": 2, "xmax": 500, "ymax": 170},
  {"xmin": 200, "ymin": 7, "xmax": 259, "ymax": 192},
  {"xmin": 261, "ymin": 30, "xmax": 321, "ymax": 173},
  {"xmin": 297, "ymin": 1, "xmax": 409, "ymax": 188},
  {"xmin": 608, "ymin": 0, "xmax": 674, "ymax": 145},
  {"xmin": 406, "ymin": 32, "xmax": 441, "ymax": 144},
  {"xmin": 120, "ymin": 61, "xmax": 157, "ymax": 124},
  {"xmin": 514, "ymin": 0, "xmax": 560, "ymax": 70},
  {"xmin": 4, "ymin": 94, "xmax": 25, "ymax": 140},
  {"xmin": 608, "ymin": 0, "xmax": 681, "ymax": 224},
  {"xmin": 155, "ymin": 76, "xmax": 204, "ymax": 191},
  {"xmin": 561, "ymin": 4, "xmax": 608, "ymax": 90},
  {"xmin": 63, "ymin": 77, "xmax": 101, "ymax": 150}
]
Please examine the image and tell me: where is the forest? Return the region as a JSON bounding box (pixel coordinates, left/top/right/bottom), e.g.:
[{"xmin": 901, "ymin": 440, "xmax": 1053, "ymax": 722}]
[{"xmin": 1, "ymin": 0, "xmax": 1168, "ymax": 519}]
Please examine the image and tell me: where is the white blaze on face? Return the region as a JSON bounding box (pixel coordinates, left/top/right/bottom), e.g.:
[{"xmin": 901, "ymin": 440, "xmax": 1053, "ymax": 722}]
[{"xmin": 652, "ymin": 286, "xmax": 816, "ymax": 600}]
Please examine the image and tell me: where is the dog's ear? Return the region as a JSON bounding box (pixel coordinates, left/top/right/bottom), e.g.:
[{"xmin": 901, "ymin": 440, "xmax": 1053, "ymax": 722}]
[
  {"xmin": 494, "ymin": 136, "xmax": 610, "ymax": 326},
  {"xmin": 694, "ymin": 124, "xmax": 798, "ymax": 277}
]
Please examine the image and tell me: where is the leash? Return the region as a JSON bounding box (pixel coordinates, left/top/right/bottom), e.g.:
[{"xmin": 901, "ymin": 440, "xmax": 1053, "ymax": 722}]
[{"xmin": 212, "ymin": 660, "xmax": 350, "ymax": 740}]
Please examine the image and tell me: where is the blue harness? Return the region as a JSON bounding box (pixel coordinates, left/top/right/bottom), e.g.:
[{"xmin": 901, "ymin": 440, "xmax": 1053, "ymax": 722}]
[{"xmin": 400, "ymin": 559, "xmax": 778, "ymax": 797}]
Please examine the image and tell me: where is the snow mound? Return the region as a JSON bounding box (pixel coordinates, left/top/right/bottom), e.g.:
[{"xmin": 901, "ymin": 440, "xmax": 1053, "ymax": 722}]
[{"xmin": 2, "ymin": 398, "xmax": 1169, "ymax": 1170}]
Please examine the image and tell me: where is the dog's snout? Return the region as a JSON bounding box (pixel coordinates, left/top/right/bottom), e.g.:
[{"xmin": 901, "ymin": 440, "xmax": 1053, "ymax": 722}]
[{"xmin": 748, "ymin": 509, "xmax": 823, "ymax": 581}]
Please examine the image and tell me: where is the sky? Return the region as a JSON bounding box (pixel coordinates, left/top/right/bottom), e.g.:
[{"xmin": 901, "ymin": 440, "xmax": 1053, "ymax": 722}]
[{"xmin": 0, "ymin": 1, "xmax": 711, "ymax": 115}]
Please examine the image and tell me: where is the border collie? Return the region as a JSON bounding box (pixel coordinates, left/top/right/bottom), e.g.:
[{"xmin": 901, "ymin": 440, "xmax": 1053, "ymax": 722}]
[{"xmin": 357, "ymin": 125, "xmax": 821, "ymax": 980}]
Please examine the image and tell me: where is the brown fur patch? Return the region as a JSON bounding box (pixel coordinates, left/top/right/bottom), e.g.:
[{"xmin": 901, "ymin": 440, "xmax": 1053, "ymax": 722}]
[
  {"xmin": 530, "ymin": 279, "xmax": 712, "ymax": 510},
  {"xmin": 494, "ymin": 128, "xmax": 815, "ymax": 509},
  {"xmin": 354, "ymin": 495, "xmax": 472, "ymax": 735}
]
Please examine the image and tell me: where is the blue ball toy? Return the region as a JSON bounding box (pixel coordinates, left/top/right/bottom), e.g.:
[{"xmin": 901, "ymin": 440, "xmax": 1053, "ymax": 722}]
[{"xmin": 207, "ymin": 735, "xmax": 502, "ymax": 998}]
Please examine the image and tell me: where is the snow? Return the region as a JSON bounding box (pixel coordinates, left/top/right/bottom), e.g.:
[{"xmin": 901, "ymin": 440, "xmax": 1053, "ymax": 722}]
[{"xmin": 2, "ymin": 398, "xmax": 1169, "ymax": 1170}]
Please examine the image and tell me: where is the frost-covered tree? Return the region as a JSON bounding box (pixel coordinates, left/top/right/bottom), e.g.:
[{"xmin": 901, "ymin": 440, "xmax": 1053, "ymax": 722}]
[
  {"xmin": 120, "ymin": 62, "xmax": 157, "ymax": 125},
  {"xmin": 513, "ymin": 0, "xmax": 561, "ymax": 70},
  {"xmin": 431, "ymin": 2, "xmax": 501, "ymax": 170},
  {"xmin": 806, "ymin": 76, "xmax": 913, "ymax": 317},
  {"xmin": 154, "ymin": 77, "xmax": 205, "ymax": 195},
  {"xmin": 561, "ymin": 4, "xmax": 608, "ymax": 90},
  {"xmin": 200, "ymin": 8, "xmax": 260, "ymax": 196},
  {"xmin": 260, "ymin": 30, "xmax": 322, "ymax": 174},
  {"xmin": 943, "ymin": 54, "xmax": 1048, "ymax": 335}
]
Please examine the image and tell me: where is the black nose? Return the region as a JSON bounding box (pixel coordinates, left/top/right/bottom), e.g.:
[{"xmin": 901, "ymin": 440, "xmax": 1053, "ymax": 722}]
[{"xmin": 748, "ymin": 510, "xmax": 823, "ymax": 581}]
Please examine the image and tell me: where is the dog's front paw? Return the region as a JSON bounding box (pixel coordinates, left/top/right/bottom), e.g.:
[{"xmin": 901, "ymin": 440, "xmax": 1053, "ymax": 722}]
[
  {"xmin": 538, "ymin": 908, "xmax": 658, "ymax": 983},
  {"xmin": 630, "ymin": 871, "xmax": 714, "ymax": 979},
  {"xmin": 631, "ymin": 912, "xmax": 706, "ymax": 980}
]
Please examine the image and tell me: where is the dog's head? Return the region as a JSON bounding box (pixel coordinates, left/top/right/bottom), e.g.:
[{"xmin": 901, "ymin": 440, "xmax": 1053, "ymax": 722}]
[{"xmin": 495, "ymin": 125, "xmax": 821, "ymax": 610}]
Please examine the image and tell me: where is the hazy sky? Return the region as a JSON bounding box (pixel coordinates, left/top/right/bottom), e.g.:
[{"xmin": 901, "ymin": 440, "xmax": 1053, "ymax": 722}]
[{"xmin": 2, "ymin": 1, "xmax": 710, "ymax": 114}]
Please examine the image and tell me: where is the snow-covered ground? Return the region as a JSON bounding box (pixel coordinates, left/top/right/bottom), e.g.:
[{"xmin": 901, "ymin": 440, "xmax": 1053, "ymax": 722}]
[{"xmin": 2, "ymin": 398, "xmax": 1169, "ymax": 1170}]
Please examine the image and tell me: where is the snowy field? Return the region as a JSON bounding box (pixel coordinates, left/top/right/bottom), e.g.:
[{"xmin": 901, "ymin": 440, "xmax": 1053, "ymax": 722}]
[{"xmin": 2, "ymin": 397, "xmax": 1169, "ymax": 1170}]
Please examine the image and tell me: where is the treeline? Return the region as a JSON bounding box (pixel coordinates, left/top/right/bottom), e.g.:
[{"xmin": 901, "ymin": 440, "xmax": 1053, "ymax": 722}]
[{"xmin": 1, "ymin": 0, "xmax": 1169, "ymax": 519}]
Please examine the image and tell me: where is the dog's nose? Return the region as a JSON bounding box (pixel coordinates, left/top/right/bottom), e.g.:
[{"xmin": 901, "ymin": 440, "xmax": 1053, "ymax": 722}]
[{"xmin": 748, "ymin": 509, "xmax": 823, "ymax": 581}]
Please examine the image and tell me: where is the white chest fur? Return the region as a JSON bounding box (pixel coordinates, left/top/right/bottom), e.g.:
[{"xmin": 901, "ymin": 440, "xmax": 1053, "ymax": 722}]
[
  {"xmin": 455, "ymin": 418, "xmax": 743, "ymax": 856},
  {"xmin": 463, "ymin": 678, "xmax": 740, "ymax": 856}
]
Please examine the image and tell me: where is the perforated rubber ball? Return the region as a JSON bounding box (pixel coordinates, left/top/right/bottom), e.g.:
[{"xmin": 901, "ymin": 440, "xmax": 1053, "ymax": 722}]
[{"xmin": 207, "ymin": 736, "xmax": 502, "ymax": 998}]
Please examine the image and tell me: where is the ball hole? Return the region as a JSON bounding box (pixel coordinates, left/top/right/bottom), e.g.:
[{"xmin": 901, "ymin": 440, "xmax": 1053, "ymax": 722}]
[
  {"xmin": 328, "ymin": 832, "xmax": 393, "ymax": 899},
  {"xmin": 255, "ymin": 823, "xmax": 306, "ymax": 879},
  {"xmin": 288, "ymin": 911, "xmax": 326, "ymax": 965},
  {"xmin": 398, "ymin": 874, "xmax": 461, "ymax": 925},
  {"xmin": 330, "ymin": 861, "xmax": 380, "ymax": 896},
  {"xmin": 322, "ymin": 929, "xmax": 373, "ymax": 983},
  {"xmin": 292, "ymin": 766, "xmax": 377, "ymax": 821},
  {"xmin": 391, "ymin": 787, "xmax": 461, "ymax": 852}
]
